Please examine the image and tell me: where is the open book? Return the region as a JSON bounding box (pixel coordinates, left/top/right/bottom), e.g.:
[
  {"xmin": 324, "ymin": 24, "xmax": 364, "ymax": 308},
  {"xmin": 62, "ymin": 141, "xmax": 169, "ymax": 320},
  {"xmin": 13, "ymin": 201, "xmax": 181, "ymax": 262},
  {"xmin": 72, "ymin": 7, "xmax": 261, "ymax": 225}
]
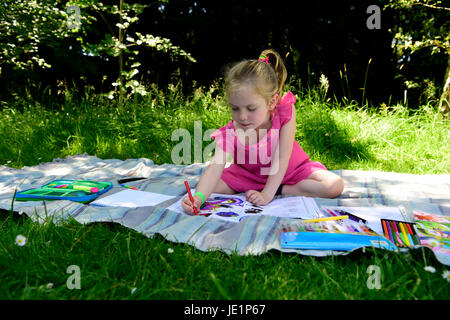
[{"xmin": 167, "ymin": 191, "xmax": 324, "ymax": 223}]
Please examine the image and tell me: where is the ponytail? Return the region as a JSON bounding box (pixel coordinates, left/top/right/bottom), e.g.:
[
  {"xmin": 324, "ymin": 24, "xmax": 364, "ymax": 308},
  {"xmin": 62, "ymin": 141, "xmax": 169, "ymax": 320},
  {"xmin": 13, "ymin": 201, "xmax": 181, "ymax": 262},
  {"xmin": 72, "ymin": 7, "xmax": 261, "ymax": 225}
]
[{"xmin": 259, "ymin": 49, "xmax": 287, "ymax": 96}]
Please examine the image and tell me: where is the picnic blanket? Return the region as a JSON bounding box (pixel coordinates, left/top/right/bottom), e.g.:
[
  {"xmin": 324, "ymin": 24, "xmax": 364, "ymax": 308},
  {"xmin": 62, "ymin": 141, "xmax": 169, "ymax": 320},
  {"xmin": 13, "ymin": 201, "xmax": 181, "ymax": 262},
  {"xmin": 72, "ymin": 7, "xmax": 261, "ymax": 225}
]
[{"xmin": 1, "ymin": 154, "xmax": 449, "ymax": 265}]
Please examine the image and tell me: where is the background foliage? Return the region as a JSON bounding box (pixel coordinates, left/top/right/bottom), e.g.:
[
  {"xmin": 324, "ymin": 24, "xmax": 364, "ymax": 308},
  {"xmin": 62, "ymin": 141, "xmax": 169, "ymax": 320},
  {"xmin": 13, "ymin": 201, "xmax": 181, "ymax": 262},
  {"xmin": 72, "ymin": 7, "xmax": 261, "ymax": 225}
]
[{"xmin": 0, "ymin": 0, "xmax": 448, "ymax": 109}]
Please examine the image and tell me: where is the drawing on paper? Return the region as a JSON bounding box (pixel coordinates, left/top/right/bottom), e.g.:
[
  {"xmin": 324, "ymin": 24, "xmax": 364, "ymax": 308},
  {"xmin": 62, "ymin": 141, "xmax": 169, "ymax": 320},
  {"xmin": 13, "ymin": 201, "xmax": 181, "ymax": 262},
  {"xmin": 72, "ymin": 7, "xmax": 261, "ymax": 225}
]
[
  {"xmin": 200, "ymin": 196, "xmax": 245, "ymax": 220},
  {"xmin": 201, "ymin": 196, "xmax": 244, "ymax": 211}
]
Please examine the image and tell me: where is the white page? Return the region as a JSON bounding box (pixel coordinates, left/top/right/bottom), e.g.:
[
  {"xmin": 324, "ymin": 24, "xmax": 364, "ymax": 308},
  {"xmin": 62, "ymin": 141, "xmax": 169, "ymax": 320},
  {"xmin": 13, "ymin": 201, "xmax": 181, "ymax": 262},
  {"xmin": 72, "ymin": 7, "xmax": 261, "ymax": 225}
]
[
  {"xmin": 263, "ymin": 196, "xmax": 322, "ymax": 219},
  {"xmin": 303, "ymin": 197, "xmax": 325, "ymax": 218},
  {"xmin": 90, "ymin": 189, "xmax": 175, "ymax": 208},
  {"xmin": 321, "ymin": 206, "xmax": 406, "ymax": 234}
]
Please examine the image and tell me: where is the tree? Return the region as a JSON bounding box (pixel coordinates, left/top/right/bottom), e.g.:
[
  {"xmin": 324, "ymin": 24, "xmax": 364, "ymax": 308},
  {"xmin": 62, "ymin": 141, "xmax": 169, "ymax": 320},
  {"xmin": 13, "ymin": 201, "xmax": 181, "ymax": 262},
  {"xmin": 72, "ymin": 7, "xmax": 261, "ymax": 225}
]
[
  {"xmin": 0, "ymin": 0, "xmax": 195, "ymax": 105},
  {"xmin": 80, "ymin": 0, "xmax": 196, "ymax": 105},
  {"xmin": 0, "ymin": 1, "xmax": 78, "ymax": 72},
  {"xmin": 386, "ymin": 0, "xmax": 450, "ymax": 114}
]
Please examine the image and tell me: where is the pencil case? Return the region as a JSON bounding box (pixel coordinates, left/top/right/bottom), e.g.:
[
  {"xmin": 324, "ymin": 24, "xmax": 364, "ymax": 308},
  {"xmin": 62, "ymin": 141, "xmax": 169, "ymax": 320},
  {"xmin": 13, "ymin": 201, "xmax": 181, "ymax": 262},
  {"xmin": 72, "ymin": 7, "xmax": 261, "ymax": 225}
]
[
  {"xmin": 280, "ymin": 232, "xmax": 398, "ymax": 251},
  {"xmin": 381, "ymin": 219, "xmax": 421, "ymax": 248},
  {"xmin": 15, "ymin": 179, "xmax": 113, "ymax": 203}
]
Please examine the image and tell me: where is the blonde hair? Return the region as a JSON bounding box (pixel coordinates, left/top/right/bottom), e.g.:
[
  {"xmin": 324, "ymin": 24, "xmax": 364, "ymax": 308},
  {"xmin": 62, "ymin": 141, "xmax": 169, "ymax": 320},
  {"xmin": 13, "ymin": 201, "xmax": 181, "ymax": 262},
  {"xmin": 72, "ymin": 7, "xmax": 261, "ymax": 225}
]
[{"xmin": 224, "ymin": 49, "xmax": 287, "ymax": 105}]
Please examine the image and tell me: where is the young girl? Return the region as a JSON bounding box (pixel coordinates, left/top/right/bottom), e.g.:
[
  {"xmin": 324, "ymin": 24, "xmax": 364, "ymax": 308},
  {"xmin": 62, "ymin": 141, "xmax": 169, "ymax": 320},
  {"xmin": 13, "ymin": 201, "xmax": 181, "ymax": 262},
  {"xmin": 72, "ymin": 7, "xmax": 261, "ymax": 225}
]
[{"xmin": 182, "ymin": 49, "xmax": 344, "ymax": 214}]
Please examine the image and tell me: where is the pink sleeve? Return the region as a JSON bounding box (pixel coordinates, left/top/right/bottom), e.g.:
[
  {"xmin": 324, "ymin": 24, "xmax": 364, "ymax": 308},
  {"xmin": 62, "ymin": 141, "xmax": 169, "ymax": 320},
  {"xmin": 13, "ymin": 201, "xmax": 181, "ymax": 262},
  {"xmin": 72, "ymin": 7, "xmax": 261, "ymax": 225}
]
[
  {"xmin": 210, "ymin": 122, "xmax": 235, "ymax": 153},
  {"xmin": 278, "ymin": 91, "xmax": 296, "ymax": 127}
]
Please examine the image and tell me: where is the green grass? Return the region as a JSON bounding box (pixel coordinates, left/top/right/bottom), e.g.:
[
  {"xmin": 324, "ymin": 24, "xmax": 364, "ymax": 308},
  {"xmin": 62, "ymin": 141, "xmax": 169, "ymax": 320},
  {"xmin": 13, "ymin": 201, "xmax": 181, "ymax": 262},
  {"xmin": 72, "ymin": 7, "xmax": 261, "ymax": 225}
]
[
  {"xmin": 0, "ymin": 82, "xmax": 449, "ymax": 299},
  {"xmin": 1, "ymin": 214, "xmax": 448, "ymax": 300}
]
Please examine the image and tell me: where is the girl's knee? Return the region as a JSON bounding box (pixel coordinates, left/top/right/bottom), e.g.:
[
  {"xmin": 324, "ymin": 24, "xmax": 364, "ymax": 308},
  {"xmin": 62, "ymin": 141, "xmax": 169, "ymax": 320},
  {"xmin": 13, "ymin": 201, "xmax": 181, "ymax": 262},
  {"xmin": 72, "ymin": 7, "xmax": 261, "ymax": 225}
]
[
  {"xmin": 324, "ymin": 176, "xmax": 344, "ymax": 198},
  {"xmin": 309, "ymin": 170, "xmax": 344, "ymax": 198}
]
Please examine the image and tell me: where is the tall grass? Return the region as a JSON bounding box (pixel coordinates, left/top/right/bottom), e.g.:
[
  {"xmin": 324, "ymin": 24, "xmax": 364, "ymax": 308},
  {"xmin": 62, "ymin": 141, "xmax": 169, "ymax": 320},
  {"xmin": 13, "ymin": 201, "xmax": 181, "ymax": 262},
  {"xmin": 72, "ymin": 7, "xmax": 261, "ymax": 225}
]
[
  {"xmin": 294, "ymin": 87, "xmax": 449, "ymax": 174},
  {"xmin": 0, "ymin": 81, "xmax": 449, "ymax": 300},
  {"xmin": 1, "ymin": 81, "xmax": 448, "ymax": 173}
]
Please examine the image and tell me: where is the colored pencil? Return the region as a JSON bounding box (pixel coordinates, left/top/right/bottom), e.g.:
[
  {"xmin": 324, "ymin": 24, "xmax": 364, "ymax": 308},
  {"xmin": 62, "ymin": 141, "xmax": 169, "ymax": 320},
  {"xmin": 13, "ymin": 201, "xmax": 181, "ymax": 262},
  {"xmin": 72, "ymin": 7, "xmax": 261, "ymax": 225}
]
[
  {"xmin": 399, "ymin": 222, "xmax": 411, "ymax": 246},
  {"xmin": 382, "ymin": 220, "xmax": 389, "ymax": 238},
  {"xmin": 402, "ymin": 223, "xmax": 415, "ymax": 246},
  {"xmin": 331, "ymin": 222, "xmax": 346, "ymax": 232},
  {"xmin": 391, "ymin": 221, "xmax": 404, "ymax": 247},
  {"xmin": 121, "ymin": 184, "xmax": 137, "ymax": 190},
  {"xmin": 388, "ymin": 221, "xmax": 400, "ymax": 246},
  {"xmin": 407, "ymin": 232, "xmax": 415, "ymax": 246},
  {"xmin": 72, "ymin": 185, "xmax": 99, "ymax": 193},
  {"xmin": 405, "ymin": 223, "xmax": 419, "ymax": 245},
  {"xmin": 347, "ymin": 221, "xmax": 360, "ymax": 233},
  {"xmin": 184, "ymin": 180, "xmax": 198, "ymax": 215},
  {"xmin": 347, "ymin": 221, "xmax": 359, "ymax": 232},
  {"xmin": 385, "ymin": 220, "xmax": 394, "ymax": 243},
  {"xmin": 335, "ymin": 209, "xmax": 363, "ymax": 223},
  {"xmin": 403, "ymin": 222, "xmax": 414, "ymax": 245},
  {"xmin": 301, "ymin": 215, "xmax": 348, "ymax": 223},
  {"xmin": 397, "ymin": 222, "xmax": 406, "ymax": 246},
  {"xmin": 358, "ymin": 221, "xmax": 370, "ymax": 233},
  {"xmin": 399, "ymin": 231, "xmax": 408, "ymax": 247}
]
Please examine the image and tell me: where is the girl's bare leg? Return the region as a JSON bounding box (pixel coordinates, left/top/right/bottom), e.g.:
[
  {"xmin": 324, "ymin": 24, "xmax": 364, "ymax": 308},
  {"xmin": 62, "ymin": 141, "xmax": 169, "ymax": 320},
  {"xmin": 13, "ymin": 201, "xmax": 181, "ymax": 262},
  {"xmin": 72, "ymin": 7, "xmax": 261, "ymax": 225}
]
[{"xmin": 282, "ymin": 170, "xmax": 344, "ymax": 198}]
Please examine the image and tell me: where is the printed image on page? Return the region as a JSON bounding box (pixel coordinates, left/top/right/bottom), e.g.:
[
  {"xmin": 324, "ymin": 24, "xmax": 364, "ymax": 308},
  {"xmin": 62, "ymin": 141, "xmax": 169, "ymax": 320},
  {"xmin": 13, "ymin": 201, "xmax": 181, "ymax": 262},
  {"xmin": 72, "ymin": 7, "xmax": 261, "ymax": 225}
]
[
  {"xmin": 167, "ymin": 191, "xmax": 249, "ymax": 222},
  {"xmin": 413, "ymin": 211, "xmax": 450, "ymax": 257}
]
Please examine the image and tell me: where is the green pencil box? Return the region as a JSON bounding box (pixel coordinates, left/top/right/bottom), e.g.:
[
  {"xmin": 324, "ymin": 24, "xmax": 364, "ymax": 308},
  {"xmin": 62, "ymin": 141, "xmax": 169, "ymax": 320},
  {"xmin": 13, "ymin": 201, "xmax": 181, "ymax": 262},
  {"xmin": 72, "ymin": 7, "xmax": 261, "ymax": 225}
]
[{"xmin": 15, "ymin": 179, "xmax": 113, "ymax": 203}]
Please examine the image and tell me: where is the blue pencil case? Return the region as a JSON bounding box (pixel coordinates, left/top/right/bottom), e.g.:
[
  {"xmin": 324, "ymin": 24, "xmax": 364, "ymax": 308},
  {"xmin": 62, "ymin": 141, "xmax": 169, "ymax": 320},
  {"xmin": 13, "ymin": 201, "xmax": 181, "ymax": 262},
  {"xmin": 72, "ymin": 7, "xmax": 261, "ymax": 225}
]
[
  {"xmin": 280, "ymin": 232, "xmax": 398, "ymax": 251},
  {"xmin": 15, "ymin": 179, "xmax": 113, "ymax": 203}
]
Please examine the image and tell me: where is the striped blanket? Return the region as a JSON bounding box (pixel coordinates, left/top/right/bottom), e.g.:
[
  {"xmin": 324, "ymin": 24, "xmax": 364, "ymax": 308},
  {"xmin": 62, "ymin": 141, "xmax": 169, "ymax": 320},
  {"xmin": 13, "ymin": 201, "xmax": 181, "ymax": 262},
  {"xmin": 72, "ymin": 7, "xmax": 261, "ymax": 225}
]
[{"xmin": 1, "ymin": 154, "xmax": 449, "ymax": 265}]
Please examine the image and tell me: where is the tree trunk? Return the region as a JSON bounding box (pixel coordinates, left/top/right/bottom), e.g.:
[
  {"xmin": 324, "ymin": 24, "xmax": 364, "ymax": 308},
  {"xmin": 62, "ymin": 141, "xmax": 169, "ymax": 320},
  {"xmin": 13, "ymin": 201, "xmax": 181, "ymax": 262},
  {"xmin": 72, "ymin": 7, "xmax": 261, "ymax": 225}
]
[
  {"xmin": 439, "ymin": 55, "xmax": 450, "ymax": 115},
  {"xmin": 118, "ymin": 0, "xmax": 124, "ymax": 107}
]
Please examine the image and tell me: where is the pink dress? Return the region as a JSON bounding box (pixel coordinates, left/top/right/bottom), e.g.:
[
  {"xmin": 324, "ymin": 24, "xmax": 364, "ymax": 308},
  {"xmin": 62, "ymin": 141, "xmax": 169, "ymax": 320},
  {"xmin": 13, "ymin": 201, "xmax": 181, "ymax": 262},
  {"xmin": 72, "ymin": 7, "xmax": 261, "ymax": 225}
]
[{"xmin": 210, "ymin": 91, "xmax": 327, "ymax": 193}]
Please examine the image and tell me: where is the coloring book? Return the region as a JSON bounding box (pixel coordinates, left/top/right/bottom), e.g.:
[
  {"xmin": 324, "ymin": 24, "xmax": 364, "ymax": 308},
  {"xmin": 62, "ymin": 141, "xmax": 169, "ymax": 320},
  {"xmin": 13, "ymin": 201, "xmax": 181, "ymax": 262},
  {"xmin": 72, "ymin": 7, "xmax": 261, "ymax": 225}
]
[
  {"xmin": 413, "ymin": 211, "xmax": 450, "ymax": 263},
  {"xmin": 167, "ymin": 191, "xmax": 324, "ymax": 223}
]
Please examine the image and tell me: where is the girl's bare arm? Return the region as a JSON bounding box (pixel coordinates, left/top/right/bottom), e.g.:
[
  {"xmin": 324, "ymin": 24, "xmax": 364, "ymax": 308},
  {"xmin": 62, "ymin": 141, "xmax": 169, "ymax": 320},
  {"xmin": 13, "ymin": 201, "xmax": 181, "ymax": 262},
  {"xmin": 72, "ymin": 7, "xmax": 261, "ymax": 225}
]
[
  {"xmin": 182, "ymin": 145, "xmax": 229, "ymax": 214},
  {"xmin": 262, "ymin": 103, "xmax": 296, "ymax": 198}
]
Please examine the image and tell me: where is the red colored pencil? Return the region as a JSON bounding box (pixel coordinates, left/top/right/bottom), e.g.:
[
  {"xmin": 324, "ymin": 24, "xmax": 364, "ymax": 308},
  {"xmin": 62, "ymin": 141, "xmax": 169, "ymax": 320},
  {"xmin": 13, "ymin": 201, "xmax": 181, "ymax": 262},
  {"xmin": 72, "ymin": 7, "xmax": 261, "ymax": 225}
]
[
  {"xmin": 405, "ymin": 223, "xmax": 413, "ymax": 234},
  {"xmin": 406, "ymin": 222, "xmax": 420, "ymax": 245},
  {"xmin": 184, "ymin": 180, "xmax": 198, "ymax": 215}
]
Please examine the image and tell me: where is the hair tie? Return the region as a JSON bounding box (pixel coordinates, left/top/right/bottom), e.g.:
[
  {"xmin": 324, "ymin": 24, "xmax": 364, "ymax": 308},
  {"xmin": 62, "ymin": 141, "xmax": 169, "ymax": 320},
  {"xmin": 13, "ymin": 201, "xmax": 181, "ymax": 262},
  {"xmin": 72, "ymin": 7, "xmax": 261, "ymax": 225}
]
[
  {"xmin": 194, "ymin": 191, "xmax": 205, "ymax": 204},
  {"xmin": 258, "ymin": 54, "xmax": 271, "ymax": 65}
]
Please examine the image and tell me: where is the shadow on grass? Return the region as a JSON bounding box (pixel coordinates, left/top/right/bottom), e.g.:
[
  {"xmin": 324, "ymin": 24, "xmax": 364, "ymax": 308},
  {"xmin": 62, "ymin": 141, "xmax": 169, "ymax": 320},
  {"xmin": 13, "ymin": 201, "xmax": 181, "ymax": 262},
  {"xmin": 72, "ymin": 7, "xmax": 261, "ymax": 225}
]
[
  {"xmin": 296, "ymin": 104, "xmax": 374, "ymax": 169},
  {"xmin": 0, "ymin": 208, "xmax": 29, "ymax": 224}
]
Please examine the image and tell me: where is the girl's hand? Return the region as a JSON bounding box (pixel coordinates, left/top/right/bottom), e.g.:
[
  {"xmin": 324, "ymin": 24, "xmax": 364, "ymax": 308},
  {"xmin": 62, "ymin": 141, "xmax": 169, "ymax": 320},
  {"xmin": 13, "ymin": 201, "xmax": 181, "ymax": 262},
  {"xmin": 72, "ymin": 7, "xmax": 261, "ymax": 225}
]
[
  {"xmin": 245, "ymin": 190, "xmax": 273, "ymax": 206},
  {"xmin": 181, "ymin": 195, "xmax": 203, "ymax": 215}
]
